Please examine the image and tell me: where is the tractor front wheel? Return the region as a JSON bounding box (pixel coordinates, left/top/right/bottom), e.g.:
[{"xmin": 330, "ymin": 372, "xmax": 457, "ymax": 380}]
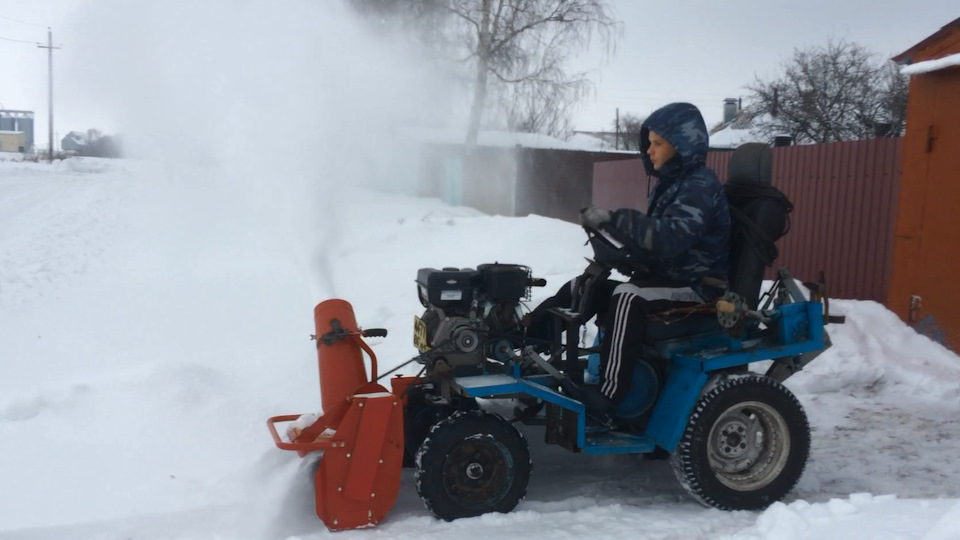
[
  {"xmin": 415, "ymin": 410, "xmax": 531, "ymax": 521},
  {"xmin": 671, "ymin": 374, "xmax": 810, "ymax": 510}
]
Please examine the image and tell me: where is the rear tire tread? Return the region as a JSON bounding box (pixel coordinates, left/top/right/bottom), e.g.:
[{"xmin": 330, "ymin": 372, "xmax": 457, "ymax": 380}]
[{"xmin": 671, "ymin": 374, "xmax": 810, "ymax": 511}]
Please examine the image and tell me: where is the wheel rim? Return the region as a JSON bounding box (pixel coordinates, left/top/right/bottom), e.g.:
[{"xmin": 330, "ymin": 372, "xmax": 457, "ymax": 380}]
[
  {"xmin": 707, "ymin": 400, "xmax": 791, "ymax": 491},
  {"xmin": 442, "ymin": 436, "xmax": 515, "ymax": 510}
]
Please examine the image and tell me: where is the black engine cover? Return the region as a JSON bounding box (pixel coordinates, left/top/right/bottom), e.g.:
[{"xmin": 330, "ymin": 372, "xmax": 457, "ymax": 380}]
[
  {"xmin": 477, "ymin": 263, "xmax": 529, "ymax": 300},
  {"xmin": 416, "ymin": 268, "xmax": 479, "ymax": 313}
]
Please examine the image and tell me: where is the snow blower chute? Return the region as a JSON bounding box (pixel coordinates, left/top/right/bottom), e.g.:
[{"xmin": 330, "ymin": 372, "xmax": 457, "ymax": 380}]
[{"xmin": 266, "ymin": 299, "xmax": 404, "ymax": 531}]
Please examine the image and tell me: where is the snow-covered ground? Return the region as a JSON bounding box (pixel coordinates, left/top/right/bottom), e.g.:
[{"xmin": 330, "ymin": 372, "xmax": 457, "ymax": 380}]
[{"xmin": 2, "ymin": 156, "xmax": 960, "ymax": 539}]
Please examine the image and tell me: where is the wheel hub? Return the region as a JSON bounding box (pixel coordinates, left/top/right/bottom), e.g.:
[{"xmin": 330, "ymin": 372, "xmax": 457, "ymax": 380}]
[
  {"xmin": 715, "ymin": 417, "xmax": 756, "ymax": 462},
  {"xmin": 415, "ymin": 412, "xmax": 531, "ymax": 520},
  {"xmin": 442, "ymin": 438, "xmax": 512, "ymax": 508},
  {"xmin": 465, "ymin": 462, "xmax": 484, "ymax": 480},
  {"xmin": 707, "ymin": 401, "xmax": 791, "ymax": 491}
]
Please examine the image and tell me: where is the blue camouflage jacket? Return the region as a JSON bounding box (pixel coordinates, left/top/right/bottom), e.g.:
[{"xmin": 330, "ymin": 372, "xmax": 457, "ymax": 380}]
[{"xmin": 612, "ymin": 102, "xmax": 730, "ymax": 290}]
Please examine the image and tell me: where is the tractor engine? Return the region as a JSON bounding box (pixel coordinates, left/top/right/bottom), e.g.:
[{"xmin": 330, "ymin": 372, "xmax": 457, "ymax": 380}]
[{"xmin": 414, "ymin": 263, "xmax": 534, "ymax": 376}]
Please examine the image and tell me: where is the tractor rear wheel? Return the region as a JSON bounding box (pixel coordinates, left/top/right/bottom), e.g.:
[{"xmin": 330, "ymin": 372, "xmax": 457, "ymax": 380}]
[
  {"xmin": 671, "ymin": 374, "xmax": 810, "ymax": 510},
  {"xmin": 415, "ymin": 410, "xmax": 531, "ymax": 521}
]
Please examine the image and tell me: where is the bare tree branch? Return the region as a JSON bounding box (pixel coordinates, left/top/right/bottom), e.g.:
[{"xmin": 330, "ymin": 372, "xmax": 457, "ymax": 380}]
[
  {"xmin": 746, "ymin": 40, "xmax": 907, "ymax": 144},
  {"xmin": 346, "ymin": 0, "xmax": 621, "ymax": 141}
]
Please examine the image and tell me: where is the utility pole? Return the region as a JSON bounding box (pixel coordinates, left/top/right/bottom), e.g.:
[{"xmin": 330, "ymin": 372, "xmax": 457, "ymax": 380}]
[
  {"xmin": 615, "ymin": 107, "xmax": 620, "ymax": 150},
  {"xmin": 37, "ymin": 28, "xmax": 60, "ymax": 163}
]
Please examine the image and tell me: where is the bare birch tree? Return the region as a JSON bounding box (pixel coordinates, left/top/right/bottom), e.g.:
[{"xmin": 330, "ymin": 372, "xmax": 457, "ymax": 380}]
[
  {"xmin": 350, "ymin": 0, "xmax": 620, "ymax": 143},
  {"xmin": 612, "ymin": 112, "xmax": 644, "ymax": 150},
  {"xmin": 449, "ymin": 0, "xmax": 620, "ymax": 143}
]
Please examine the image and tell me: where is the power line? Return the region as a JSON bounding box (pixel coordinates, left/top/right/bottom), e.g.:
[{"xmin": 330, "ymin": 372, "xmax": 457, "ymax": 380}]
[
  {"xmin": 0, "ymin": 35, "xmax": 38, "ymax": 45},
  {"xmin": 0, "ymin": 14, "xmax": 46, "ymax": 28}
]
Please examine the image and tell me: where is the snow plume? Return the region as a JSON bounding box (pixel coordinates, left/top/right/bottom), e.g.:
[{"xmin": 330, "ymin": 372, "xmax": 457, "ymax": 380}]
[{"xmin": 62, "ymin": 0, "xmax": 456, "ymax": 297}]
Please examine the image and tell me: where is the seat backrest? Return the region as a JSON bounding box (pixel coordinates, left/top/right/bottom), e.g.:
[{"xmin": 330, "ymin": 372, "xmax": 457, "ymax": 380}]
[{"xmin": 724, "ymin": 143, "xmax": 793, "ymax": 309}]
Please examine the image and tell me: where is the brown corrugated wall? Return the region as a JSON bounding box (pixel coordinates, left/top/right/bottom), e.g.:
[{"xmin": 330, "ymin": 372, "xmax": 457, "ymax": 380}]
[
  {"xmin": 592, "ymin": 138, "xmax": 902, "ymax": 302},
  {"xmin": 772, "ymin": 139, "xmax": 902, "ymax": 302},
  {"xmin": 592, "ymin": 159, "xmax": 653, "ymax": 212}
]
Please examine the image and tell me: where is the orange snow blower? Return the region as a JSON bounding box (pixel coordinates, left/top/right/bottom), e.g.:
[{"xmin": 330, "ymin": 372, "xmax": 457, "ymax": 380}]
[{"xmin": 266, "ymin": 299, "xmax": 405, "ymax": 531}]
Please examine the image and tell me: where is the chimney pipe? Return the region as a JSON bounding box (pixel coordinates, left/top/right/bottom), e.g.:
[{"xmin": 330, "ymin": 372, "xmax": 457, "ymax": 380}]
[{"xmin": 723, "ymin": 98, "xmax": 738, "ymax": 124}]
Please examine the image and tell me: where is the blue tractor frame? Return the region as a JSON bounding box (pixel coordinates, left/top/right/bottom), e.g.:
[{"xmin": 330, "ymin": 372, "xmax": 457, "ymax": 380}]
[
  {"xmin": 401, "ymin": 241, "xmax": 842, "ymax": 520},
  {"xmin": 450, "ymin": 270, "xmax": 828, "ymax": 456},
  {"xmin": 400, "ymin": 194, "xmax": 844, "ymax": 520}
]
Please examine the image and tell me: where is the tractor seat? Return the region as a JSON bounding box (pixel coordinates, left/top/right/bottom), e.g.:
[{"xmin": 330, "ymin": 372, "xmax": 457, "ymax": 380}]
[
  {"xmin": 724, "ymin": 143, "xmax": 792, "ymax": 310},
  {"xmin": 643, "ymin": 143, "xmax": 792, "ymax": 343}
]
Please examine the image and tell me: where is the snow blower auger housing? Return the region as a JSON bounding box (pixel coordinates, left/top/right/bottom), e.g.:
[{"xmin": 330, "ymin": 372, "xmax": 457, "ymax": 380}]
[
  {"xmin": 268, "ymin": 143, "xmax": 843, "ymax": 528},
  {"xmin": 266, "ymin": 299, "xmax": 404, "ymax": 531}
]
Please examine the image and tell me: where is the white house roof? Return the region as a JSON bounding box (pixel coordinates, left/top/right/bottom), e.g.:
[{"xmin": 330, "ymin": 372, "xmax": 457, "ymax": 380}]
[
  {"xmin": 709, "ymin": 112, "xmax": 770, "ymax": 149},
  {"xmin": 901, "ymin": 52, "xmax": 960, "ymax": 75},
  {"xmin": 710, "ymin": 126, "xmax": 764, "ymax": 149}
]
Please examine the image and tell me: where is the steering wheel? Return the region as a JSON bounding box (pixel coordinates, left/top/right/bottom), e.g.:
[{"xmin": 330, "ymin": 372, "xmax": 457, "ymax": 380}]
[{"xmin": 583, "ymin": 223, "xmax": 652, "ymax": 278}]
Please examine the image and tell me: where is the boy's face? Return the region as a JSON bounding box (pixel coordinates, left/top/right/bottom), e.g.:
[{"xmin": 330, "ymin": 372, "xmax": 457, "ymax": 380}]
[{"xmin": 647, "ymin": 130, "xmax": 677, "ymax": 170}]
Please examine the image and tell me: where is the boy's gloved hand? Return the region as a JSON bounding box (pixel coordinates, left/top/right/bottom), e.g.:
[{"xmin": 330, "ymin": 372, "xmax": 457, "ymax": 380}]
[{"xmin": 579, "ymin": 206, "xmax": 611, "ymax": 229}]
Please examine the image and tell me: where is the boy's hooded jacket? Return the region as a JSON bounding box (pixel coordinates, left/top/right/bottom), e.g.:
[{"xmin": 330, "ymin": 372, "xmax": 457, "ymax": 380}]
[{"xmin": 612, "ymin": 102, "xmax": 730, "ymax": 290}]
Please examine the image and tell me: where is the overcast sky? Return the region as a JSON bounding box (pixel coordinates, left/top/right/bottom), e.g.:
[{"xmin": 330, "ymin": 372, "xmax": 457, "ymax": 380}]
[
  {"xmin": 571, "ymin": 0, "xmax": 958, "ymax": 131},
  {"xmin": 0, "ymin": 0, "xmax": 956, "ymax": 148}
]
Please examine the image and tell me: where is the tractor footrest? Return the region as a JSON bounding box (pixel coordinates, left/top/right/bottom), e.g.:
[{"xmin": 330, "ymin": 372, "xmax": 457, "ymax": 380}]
[{"xmin": 582, "ymin": 431, "xmax": 657, "ymax": 455}]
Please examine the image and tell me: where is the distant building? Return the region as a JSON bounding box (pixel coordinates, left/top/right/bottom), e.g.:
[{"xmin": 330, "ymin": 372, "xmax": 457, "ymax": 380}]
[
  {"xmin": 0, "ymin": 110, "xmax": 34, "ymax": 152},
  {"xmin": 409, "ymin": 127, "xmax": 637, "ymax": 221},
  {"xmin": 59, "ymin": 130, "xmax": 123, "ymax": 158},
  {"xmin": 0, "ymin": 131, "xmax": 27, "ymax": 153},
  {"xmin": 61, "ymin": 131, "xmax": 88, "ymax": 153}
]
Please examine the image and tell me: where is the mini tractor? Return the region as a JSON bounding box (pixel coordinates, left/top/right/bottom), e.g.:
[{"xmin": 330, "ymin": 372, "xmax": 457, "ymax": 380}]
[{"xmin": 267, "ymin": 143, "xmax": 844, "ymax": 530}]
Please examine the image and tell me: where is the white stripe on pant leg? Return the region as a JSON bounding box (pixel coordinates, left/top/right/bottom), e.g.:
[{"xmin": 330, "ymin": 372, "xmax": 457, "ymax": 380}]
[
  {"xmin": 612, "ymin": 282, "xmax": 704, "ymax": 303},
  {"xmin": 600, "ymin": 295, "xmax": 623, "ymax": 397},
  {"xmin": 602, "ymin": 293, "xmax": 635, "ymax": 399},
  {"xmin": 602, "ymin": 293, "xmax": 633, "ymax": 398}
]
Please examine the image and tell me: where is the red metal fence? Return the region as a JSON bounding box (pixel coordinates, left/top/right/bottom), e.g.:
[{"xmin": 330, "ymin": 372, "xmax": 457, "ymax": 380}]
[{"xmin": 593, "ymin": 138, "xmax": 903, "ymax": 302}]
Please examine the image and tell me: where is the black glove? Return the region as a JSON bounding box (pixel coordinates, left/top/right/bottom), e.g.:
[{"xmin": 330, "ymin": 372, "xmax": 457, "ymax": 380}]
[{"xmin": 579, "ymin": 206, "xmax": 611, "ymax": 229}]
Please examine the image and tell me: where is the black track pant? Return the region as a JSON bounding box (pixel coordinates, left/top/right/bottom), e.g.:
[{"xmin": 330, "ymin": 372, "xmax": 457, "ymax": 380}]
[{"xmin": 530, "ymin": 277, "xmax": 702, "ymax": 404}]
